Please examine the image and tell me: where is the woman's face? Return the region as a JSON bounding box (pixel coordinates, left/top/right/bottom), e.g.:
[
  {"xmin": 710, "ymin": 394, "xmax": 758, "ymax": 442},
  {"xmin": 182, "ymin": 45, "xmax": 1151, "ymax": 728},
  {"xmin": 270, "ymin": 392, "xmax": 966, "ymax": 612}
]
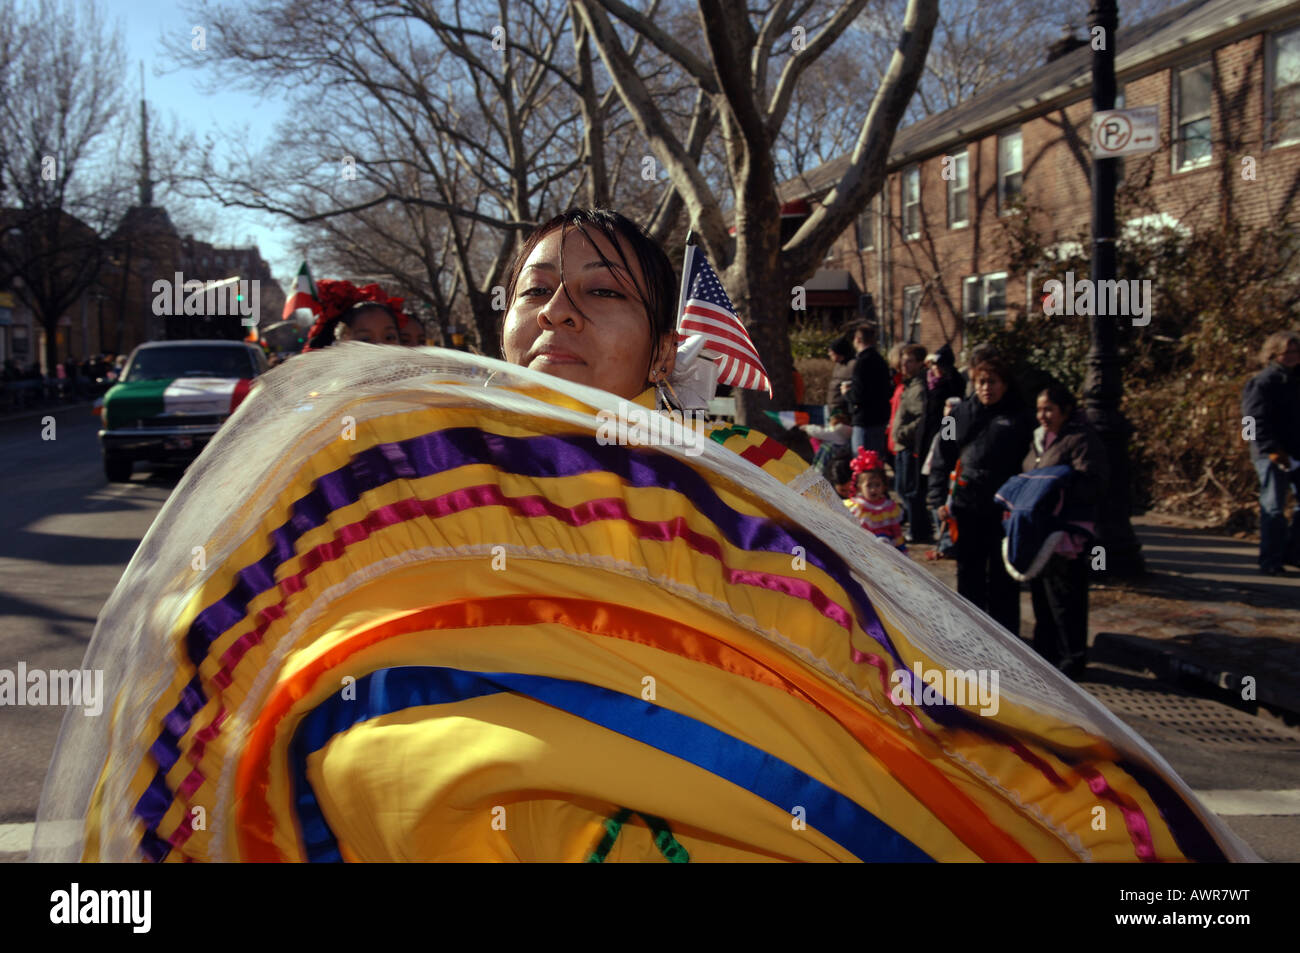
[
  {"xmin": 339, "ymin": 306, "xmax": 399, "ymax": 344},
  {"xmin": 1036, "ymin": 395, "xmax": 1067, "ymax": 433},
  {"xmin": 973, "ymin": 370, "xmax": 1007, "ymax": 406},
  {"xmin": 502, "ymin": 226, "xmax": 672, "ymax": 399}
]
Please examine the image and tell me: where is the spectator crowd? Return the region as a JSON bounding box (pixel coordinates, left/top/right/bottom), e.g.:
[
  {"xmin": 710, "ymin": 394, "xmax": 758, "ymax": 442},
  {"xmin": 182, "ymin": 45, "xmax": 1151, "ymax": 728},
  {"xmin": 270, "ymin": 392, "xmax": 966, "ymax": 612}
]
[{"xmin": 1, "ymin": 354, "xmax": 123, "ymax": 411}]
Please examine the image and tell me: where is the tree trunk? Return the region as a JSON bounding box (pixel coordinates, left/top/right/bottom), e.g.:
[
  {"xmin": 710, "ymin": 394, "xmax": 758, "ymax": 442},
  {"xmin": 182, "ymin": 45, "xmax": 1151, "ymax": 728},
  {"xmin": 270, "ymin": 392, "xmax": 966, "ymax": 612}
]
[
  {"xmin": 467, "ymin": 290, "xmax": 501, "ymax": 357},
  {"xmin": 727, "ymin": 243, "xmax": 814, "ymax": 463},
  {"xmin": 43, "ymin": 312, "xmax": 60, "ymax": 380}
]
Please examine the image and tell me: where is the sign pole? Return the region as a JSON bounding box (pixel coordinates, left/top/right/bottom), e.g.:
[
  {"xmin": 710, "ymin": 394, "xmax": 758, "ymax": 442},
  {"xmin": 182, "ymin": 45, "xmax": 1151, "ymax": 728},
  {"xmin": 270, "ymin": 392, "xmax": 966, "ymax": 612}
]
[{"xmin": 1086, "ymin": 0, "xmax": 1144, "ymax": 576}]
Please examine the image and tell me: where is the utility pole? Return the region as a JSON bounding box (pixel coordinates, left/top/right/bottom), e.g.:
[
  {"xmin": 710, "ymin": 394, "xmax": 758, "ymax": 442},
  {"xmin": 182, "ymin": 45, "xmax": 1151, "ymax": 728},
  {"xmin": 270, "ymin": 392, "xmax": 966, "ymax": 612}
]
[{"xmin": 1085, "ymin": 0, "xmax": 1144, "ymax": 577}]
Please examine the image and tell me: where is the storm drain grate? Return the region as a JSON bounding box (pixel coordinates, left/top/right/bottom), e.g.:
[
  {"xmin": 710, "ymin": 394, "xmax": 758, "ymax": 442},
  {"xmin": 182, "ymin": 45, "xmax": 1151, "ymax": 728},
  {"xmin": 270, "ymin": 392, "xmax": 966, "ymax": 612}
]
[{"xmin": 1083, "ymin": 683, "xmax": 1300, "ymax": 750}]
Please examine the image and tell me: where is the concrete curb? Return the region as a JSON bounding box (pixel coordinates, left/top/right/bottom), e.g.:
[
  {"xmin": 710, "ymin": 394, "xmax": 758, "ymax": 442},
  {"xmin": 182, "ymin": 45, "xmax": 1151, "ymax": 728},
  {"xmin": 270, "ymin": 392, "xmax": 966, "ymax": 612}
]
[{"xmin": 1092, "ymin": 631, "xmax": 1300, "ymax": 720}]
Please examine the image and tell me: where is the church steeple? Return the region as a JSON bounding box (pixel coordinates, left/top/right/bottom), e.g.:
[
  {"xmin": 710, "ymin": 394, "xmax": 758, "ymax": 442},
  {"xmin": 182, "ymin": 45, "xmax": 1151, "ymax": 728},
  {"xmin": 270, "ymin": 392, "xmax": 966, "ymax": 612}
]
[{"xmin": 138, "ymin": 62, "xmax": 153, "ymax": 207}]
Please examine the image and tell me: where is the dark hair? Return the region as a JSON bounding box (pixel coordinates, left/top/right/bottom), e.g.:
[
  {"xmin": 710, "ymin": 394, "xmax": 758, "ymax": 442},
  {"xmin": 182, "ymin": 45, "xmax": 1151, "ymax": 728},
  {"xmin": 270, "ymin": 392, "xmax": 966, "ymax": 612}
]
[
  {"xmin": 852, "ymin": 323, "xmax": 878, "ymax": 347},
  {"xmin": 829, "ymin": 336, "xmax": 855, "ymax": 361},
  {"xmin": 306, "ymin": 302, "xmax": 400, "ymax": 350},
  {"xmin": 1038, "ymin": 383, "xmax": 1077, "ymax": 413},
  {"xmin": 971, "ymin": 355, "xmax": 1013, "ymax": 387},
  {"xmin": 502, "ymin": 208, "xmax": 676, "ymax": 379},
  {"xmin": 829, "ymin": 456, "xmax": 854, "ymax": 487},
  {"xmin": 903, "ymin": 344, "xmax": 927, "ymax": 363}
]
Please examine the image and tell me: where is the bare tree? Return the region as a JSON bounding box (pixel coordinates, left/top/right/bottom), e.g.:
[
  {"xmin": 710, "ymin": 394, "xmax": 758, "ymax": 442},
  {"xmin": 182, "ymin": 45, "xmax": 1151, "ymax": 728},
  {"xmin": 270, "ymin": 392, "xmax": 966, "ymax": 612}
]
[
  {"xmin": 0, "ymin": 0, "xmax": 128, "ymax": 373},
  {"xmin": 573, "ymin": 0, "xmax": 939, "ymax": 427},
  {"xmin": 173, "ymin": 0, "xmax": 696, "ymax": 350},
  {"xmin": 856, "ymin": 0, "xmax": 1186, "ymax": 124}
]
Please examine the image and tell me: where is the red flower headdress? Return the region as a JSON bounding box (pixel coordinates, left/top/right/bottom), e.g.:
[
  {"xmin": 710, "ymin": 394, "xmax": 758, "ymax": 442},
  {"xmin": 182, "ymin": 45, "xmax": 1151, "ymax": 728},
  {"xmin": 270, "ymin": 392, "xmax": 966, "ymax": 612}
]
[
  {"xmin": 302, "ymin": 280, "xmax": 410, "ymax": 351},
  {"xmin": 850, "ymin": 448, "xmax": 885, "ymax": 478}
]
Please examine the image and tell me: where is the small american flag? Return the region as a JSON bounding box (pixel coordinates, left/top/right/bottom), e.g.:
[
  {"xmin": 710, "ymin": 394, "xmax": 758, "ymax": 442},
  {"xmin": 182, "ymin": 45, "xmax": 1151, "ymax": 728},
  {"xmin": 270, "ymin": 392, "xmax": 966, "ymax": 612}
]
[{"xmin": 676, "ymin": 244, "xmax": 772, "ymax": 397}]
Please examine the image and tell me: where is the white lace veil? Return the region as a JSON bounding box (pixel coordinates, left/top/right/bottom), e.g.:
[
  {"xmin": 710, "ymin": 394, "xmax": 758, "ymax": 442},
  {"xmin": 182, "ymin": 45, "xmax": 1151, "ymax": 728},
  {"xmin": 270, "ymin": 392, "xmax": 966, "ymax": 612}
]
[{"xmin": 30, "ymin": 343, "xmax": 1255, "ymax": 862}]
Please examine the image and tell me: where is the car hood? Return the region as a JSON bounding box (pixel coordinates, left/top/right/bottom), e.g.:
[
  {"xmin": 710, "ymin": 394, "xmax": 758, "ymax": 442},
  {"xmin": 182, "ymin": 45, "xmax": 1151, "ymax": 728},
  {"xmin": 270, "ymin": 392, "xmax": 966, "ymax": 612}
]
[{"xmin": 103, "ymin": 377, "xmax": 252, "ymax": 428}]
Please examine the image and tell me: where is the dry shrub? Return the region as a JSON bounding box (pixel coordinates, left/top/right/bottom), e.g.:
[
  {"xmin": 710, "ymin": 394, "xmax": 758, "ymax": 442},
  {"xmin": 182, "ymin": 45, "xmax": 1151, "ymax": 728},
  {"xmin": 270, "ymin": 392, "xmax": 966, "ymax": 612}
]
[
  {"xmin": 798, "ymin": 357, "xmax": 834, "ymax": 408},
  {"xmin": 991, "ymin": 192, "xmax": 1300, "ymax": 526}
]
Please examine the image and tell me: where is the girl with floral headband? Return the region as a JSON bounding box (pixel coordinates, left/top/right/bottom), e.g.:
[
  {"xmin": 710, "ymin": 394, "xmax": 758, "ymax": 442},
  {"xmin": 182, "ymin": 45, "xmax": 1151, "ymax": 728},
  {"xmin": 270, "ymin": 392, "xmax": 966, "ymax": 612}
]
[
  {"xmin": 302, "ymin": 280, "xmax": 409, "ymax": 351},
  {"xmin": 844, "ymin": 448, "xmax": 906, "ymax": 551}
]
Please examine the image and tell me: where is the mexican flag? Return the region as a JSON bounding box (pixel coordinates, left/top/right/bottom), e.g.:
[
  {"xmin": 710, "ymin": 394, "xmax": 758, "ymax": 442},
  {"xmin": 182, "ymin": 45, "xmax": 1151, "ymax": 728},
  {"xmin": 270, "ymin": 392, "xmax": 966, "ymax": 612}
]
[
  {"xmin": 103, "ymin": 378, "xmax": 253, "ymax": 429},
  {"xmin": 282, "ymin": 261, "xmax": 321, "ymax": 319},
  {"xmin": 763, "ymin": 409, "xmax": 817, "ymax": 429}
]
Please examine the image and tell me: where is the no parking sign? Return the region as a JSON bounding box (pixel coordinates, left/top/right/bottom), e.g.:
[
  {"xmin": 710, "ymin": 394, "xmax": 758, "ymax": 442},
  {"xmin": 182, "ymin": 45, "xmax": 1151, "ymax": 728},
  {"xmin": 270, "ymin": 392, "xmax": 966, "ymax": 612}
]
[{"xmin": 1091, "ymin": 106, "xmax": 1159, "ymax": 158}]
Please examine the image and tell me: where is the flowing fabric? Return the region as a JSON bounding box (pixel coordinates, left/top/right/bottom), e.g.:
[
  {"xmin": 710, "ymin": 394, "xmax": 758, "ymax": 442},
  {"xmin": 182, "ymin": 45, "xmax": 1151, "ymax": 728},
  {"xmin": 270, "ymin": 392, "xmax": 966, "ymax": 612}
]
[{"xmin": 32, "ymin": 343, "xmax": 1255, "ymax": 862}]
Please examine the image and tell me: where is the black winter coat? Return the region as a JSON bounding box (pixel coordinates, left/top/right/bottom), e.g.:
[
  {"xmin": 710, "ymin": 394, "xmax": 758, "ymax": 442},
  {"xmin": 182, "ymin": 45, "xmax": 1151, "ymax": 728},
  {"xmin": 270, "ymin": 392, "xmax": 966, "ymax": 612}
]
[
  {"xmin": 916, "ymin": 368, "xmax": 966, "ymax": 457},
  {"xmin": 926, "ymin": 392, "xmax": 1032, "ymax": 511},
  {"xmin": 1241, "ymin": 361, "xmax": 1300, "ymax": 458},
  {"xmin": 849, "ymin": 347, "xmax": 893, "ymax": 428}
]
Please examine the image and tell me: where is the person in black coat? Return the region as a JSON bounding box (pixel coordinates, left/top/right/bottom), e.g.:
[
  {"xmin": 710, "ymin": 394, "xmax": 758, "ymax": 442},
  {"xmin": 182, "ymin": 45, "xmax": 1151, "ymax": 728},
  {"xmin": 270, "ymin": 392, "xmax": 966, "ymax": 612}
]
[
  {"xmin": 848, "ymin": 323, "xmax": 893, "ymax": 455},
  {"xmin": 917, "ymin": 345, "xmax": 966, "ymax": 554},
  {"xmin": 927, "ymin": 354, "xmax": 1032, "ymax": 634},
  {"xmin": 1021, "ymin": 385, "xmax": 1109, "ymax": 679},
  {"xmin": 1241, "ymin": 330, "xmax": 1300, "ymax": 574}
]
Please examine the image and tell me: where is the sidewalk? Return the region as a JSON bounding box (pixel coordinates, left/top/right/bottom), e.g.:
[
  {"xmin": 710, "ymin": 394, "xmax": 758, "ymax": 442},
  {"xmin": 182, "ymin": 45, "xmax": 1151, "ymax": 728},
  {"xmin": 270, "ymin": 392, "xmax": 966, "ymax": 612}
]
[{"xmin": 909, "ymin": 513, "xmax": 1300, "ymax": 719}]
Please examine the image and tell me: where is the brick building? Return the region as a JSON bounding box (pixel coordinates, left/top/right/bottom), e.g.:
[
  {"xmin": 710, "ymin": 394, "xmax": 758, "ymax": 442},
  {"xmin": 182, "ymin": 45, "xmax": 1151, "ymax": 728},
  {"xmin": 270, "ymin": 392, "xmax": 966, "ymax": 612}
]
[
  {"xmin": 101, "ymin": 205, "xmax": 284, "ymax": 356},
  {"xmin": 779, "ymin": 0, "xmax": 1300, "ymax": 357}
]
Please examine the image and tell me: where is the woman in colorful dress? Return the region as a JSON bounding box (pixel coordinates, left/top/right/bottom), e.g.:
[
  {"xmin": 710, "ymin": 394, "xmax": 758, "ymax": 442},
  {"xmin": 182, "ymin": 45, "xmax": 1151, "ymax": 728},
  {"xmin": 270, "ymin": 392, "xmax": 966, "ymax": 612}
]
[{"xmin": 34, "ymin": 209, "xmax": 1253, "ymax": 863}]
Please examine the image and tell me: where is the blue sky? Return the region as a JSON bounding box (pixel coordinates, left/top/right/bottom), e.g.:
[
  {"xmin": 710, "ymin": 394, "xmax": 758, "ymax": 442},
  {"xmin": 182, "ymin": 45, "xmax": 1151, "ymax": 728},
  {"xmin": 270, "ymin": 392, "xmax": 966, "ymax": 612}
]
[{"xmin": 106, "ymin": 0, "xmax": 296, "ymax": 285}]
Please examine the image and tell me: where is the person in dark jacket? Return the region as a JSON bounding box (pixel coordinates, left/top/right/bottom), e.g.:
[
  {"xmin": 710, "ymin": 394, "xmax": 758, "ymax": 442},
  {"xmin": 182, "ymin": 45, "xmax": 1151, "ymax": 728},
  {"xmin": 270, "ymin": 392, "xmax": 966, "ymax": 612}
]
[
  {"xmin": 1021, "ymin": 385, "xmax": 1109, "ymax": 679},
  {"xmin": 891, "ymin": 344, "xmax": 930, "ymax": 542},
  {"xmin": 1241, "ymin": 330, "xmax": 1300, "ymax": 574},
  {"xmin": 848, "ymin": 323, "xmax": 893, "ymax": 455},
  {"xmin": 825, "ymin": 336, "xmax": 855, "ymax": 421},
  {"xmin": 917, "ymin": 345, "xmax": 966, "ymax": 554},
  {"xmin": 927, "ymin": 355, "xmax": 1032, "ymax": 634}
]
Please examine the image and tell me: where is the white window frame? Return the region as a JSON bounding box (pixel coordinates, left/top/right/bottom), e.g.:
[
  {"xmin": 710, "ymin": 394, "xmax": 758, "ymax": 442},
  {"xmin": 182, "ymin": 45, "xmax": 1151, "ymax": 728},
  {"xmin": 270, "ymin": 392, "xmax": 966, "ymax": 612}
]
[
  {"xmin": 902, "ymin": 285, "xmax": 923, "ymax": 342},
  {"xmin": 962, "ymin": 276, "xmax": 981, "ymax": 321},
  {"xmin": 962, "ymin": 272, "xmax": 1008, "ymax": 324},
  {"xmin": 997, "ymin": 129, "xmax": 1023, "ymax": 212},
  {"xmin": 947, "ymin": 149, "xmax": 970, "ymax": 229},
  {"xmin": 902, "ymin": 165, "xmax": 921, "ymax": 240},
  {"xmin": 984, "ymin": 272, "xmax": 1008, "ymax": 322},
  {"xmin": 1267, "ymin": 25, "xmax": 1300, "ymax": 147},
  {"xmin": 1173, "ymin": 61, "xmax": 1213, "ymax": 171}
]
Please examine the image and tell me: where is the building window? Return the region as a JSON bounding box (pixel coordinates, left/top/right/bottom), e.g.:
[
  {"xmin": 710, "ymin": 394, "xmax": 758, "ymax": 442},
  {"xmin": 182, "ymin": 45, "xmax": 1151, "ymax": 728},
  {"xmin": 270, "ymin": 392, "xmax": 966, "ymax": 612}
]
[
  {"xmin": 1270, "ymin": 26, "xmax": 1300, "ymax": 146},
  {"xmin": 962, "ymin": 276, "xmax": 981, "ymax": 321},
  {"xmin": 962, "ymin": 273, "xmax": 1008, "ymax": 323},
  {"xmin": 902, "ymin": 285, "xmax": 922, "ymax": 342},
  {"xmin": 856, "ymin": 193, "xmax": 878, "ymax": 250},
  {"xmin": 984, "ymin": 273, "xmax": 1007, "ymax": 320},
  {"xmin": 902, "ymin": 166, "xmax": 920, "ymax": 240},
  {"xmin": 1174, "ymin": 62, "xmax": 1212, "ymax": 169},
  {"xmin": 947, "ymin": 150, "xmax": 969, "ymax": 228},
  {"xmin": 997, "ymin": 129, "xmax": 1022, "ymax": 211}
]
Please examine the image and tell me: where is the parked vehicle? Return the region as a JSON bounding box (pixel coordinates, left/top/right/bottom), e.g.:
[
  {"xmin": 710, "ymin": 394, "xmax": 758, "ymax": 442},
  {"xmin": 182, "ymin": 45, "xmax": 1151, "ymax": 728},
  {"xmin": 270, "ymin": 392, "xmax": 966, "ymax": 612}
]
[{"xmin": 98, "ymin": 340, "xmax": 267, "ymax": 482}]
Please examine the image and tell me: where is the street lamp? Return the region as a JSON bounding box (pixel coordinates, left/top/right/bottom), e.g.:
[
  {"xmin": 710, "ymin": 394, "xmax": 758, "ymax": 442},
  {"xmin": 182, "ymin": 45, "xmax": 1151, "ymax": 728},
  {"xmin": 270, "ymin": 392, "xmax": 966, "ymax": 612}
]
[{"xmin": 1085, "ymin": 0, "xmax": 1144, "ymax": 576}]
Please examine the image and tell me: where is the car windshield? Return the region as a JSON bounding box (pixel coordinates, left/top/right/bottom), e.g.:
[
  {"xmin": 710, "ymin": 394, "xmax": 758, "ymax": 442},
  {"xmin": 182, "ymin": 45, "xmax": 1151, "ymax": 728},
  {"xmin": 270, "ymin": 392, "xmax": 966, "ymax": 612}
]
[{"xmin": 124, "ymin": 347, "xmax": 253, "ymax": 382}]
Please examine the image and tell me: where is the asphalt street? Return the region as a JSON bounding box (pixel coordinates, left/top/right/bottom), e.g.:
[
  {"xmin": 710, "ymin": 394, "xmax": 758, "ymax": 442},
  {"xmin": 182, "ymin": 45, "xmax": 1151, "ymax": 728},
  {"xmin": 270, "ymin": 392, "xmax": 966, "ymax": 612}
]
[{"xmin": 0, "ymin": 402, "xmax": 1297, "ymax": 861}]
